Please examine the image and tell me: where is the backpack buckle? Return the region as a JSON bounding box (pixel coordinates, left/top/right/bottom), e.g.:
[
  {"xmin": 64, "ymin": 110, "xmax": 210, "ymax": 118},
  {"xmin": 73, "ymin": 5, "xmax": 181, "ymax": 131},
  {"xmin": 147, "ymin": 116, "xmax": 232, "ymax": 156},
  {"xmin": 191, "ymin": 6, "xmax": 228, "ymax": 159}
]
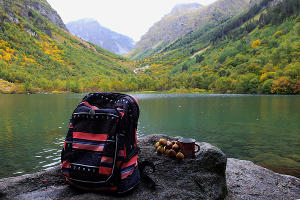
[{"xmin": 89, "ymin": 109, "xmax": 95, "ymax": 118}]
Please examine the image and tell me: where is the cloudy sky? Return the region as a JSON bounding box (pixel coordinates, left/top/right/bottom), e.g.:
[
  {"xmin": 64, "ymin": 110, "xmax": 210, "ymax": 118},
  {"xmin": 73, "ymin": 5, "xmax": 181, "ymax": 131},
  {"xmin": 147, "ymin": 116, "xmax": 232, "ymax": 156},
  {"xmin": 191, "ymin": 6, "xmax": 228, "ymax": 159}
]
[{"xmin": 47, "ymin": 0, "xmax": 218, "ymax": 42}]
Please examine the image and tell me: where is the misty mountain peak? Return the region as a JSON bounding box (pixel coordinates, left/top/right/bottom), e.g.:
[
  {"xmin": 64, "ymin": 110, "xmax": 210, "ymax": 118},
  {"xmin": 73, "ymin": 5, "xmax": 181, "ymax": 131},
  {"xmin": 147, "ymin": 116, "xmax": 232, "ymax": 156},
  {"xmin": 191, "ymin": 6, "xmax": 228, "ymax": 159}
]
[
  {"xmin": 171, "ymin": 3, "xmax": 203, "ymax": 14},
  {"xmin": 67, "ymin": 19, "xmax": 134, "ymax": 55}
]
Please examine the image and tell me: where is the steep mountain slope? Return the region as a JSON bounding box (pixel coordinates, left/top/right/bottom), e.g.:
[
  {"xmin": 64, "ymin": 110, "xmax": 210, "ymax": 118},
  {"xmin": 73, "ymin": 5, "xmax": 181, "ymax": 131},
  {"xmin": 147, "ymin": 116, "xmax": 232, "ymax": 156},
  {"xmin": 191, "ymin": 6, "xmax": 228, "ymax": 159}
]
[
  {"xmin": 67, "ymin": 19, "xmax": 134, "ymax": 55},
  {"xmin": 128, "ymin": 0, "xmax": 252, "ymax": 60},
  {"xmin": 0, "ymin": 0, "xmax": 67, "ymax": 30},
  {"xmin": 133, "ymin": 0, "xmax": 300, "ymax": 94},
  {"xmin": 0, "ymin": 0, "xmax": 134, "ymax": 93}
]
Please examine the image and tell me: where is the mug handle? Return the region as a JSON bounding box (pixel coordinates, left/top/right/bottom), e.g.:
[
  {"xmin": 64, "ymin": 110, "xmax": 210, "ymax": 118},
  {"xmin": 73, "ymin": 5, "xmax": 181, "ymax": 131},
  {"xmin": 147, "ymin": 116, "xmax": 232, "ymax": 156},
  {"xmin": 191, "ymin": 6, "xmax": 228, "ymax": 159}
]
[
  {"xmin": 195, "ymin": 143, "xmax": 200, "ymax": 153},
  {"xmin": 177, "ymin": 142, "xmax": 183, "ymax": 150}
]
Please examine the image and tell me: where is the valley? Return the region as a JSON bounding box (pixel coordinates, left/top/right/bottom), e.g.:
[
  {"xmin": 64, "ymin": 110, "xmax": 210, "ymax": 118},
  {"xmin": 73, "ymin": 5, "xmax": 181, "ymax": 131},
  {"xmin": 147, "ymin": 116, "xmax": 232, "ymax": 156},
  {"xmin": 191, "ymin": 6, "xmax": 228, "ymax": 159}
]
[{"xmin": 0, "ymin": 0, "xmax": 299, "ymax": 95}]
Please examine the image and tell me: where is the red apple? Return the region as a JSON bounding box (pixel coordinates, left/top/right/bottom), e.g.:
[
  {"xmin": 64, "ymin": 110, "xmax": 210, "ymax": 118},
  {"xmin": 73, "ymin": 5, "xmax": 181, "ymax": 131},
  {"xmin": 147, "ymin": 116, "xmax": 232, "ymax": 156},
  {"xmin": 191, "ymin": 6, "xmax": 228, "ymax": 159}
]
[
  {"xmin": 167, "ymin": 149, "xmax": 176, "ymax": 158},
  {"xmin": 164, "ymin": 148, "xmax": 170, "ymax": 155},
  {"xmin": 172, "ymin": 143, "xmax": 180, "ymax": 152},
  {"xmin": 159, "ymin": 139, "xmax": 167, "ymax": 146},
  {"xmin": 157, "ymin": 146, "xmax": 164, "ymax": 155},
  {"xmin": 176, "ymin": 152, "xmax": 184, "ymax": 160},
  {"xmin": 166, "ymin": 141, "xmax": 173, "ymax": 149}
]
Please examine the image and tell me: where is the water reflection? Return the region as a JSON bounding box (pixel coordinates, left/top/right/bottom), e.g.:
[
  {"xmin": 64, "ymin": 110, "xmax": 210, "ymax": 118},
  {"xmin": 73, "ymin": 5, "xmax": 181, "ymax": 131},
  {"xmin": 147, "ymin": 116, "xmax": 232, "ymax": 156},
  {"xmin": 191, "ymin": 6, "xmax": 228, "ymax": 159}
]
[
  {"xmin": 0, "ymin": 94, "xmax": 85, "ymax": 178},
  {"xmin": 137, "ymin": 94, "xmax": 300, "ymax": 177},
  {"xmin": 0, "ymin": 94, "xmax": 299, "ymax": 178}
]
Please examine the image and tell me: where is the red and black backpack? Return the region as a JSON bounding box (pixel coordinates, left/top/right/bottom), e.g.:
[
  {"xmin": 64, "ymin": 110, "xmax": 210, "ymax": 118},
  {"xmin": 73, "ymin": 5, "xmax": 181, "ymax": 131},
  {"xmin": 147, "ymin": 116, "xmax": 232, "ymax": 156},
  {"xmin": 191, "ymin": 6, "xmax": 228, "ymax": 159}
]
[{"xmin": 61, "ymin": 92, "xmax": 141, "ymax": 193}]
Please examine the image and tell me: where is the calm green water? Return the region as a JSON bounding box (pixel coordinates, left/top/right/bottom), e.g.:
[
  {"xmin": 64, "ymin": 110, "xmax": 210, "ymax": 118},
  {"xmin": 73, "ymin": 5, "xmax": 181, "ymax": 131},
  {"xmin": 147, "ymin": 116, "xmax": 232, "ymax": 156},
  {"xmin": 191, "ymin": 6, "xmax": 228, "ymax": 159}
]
[{"xmin": 0, "ymin": 94, "xmax": 299, "ymax": 178}]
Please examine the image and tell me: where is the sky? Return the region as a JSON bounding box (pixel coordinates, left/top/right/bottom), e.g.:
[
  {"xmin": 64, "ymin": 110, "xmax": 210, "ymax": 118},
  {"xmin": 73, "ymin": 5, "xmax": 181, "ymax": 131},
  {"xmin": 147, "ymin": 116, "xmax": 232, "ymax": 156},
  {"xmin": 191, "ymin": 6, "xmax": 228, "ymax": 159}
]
[{"xmin": 47, "ymin": 0, "xmax": 218, "ymax": 42}]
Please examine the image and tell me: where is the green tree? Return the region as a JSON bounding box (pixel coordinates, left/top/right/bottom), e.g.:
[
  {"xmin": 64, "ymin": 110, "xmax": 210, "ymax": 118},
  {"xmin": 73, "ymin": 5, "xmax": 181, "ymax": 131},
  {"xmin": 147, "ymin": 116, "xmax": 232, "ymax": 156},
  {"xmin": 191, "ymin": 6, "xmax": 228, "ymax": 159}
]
[
  {"xmin": 195, "ymin": 55, "xmax": 204, "ymax": 63},
  {"xmin": 261, "ymin": 79, "xmax": 273, "ymax": 94},
  {"xmin": 215, "ymin": 77, "xmax": 232, "ymax": 93}
]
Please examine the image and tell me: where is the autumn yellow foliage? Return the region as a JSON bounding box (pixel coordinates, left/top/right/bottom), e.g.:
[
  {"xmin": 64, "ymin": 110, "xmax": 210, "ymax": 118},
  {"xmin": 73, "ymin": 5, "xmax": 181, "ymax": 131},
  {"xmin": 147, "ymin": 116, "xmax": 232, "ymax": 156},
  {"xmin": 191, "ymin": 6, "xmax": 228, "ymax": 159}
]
[
  {"xmin": 0, "ymin": 40, "xmax": 17, "ymax": 63},
  {"xmin": 24, "ymin": 55, "xmax": 36, "ymax": 63},
  {"xmin": 273, "ymin": 30, "xmax": 282, "ymax": 38},
  {"xmin": 37, "ymin": 34, "xmax": 64, "ymax": 63},
  {"xmin": 0, "ymin": 40, "xmax": 8, "ymax": 48},
  {"xmin": 260, "ymin": 72, "xmax": 275, "ymax": 82},
  {"xmin": 252, "ymin": 40, "xmax": 261, "ymax": 48},
  {"xmin": 271, "ymin": 77, "xmax": 294, "ymax": 94},
  {"xmin": 3, "ymin": 53, "xmax": 11, "ymax": 62},
  {"xmin": 0, "ymin": 79, "xmax": 17, "ymax": 93}
]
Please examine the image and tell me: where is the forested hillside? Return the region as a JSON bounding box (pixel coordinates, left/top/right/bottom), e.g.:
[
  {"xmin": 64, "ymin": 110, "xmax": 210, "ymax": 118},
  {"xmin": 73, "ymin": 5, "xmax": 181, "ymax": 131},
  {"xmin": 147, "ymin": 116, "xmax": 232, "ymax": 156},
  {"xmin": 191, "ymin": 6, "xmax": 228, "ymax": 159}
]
[
  {"xmin": 128, "ymin": 0, "xmax": 252, "ymax": 60},
  {"xmin": 0, "ymin": 0, "xmax": 299, "ymax": 95},
  {"xmin": 0, "ymin": 0, "xmax": 134, "ymax": 93},
  {"xmin": 133, "ymin": 0, "xmax": 300, "ymax": 94}
]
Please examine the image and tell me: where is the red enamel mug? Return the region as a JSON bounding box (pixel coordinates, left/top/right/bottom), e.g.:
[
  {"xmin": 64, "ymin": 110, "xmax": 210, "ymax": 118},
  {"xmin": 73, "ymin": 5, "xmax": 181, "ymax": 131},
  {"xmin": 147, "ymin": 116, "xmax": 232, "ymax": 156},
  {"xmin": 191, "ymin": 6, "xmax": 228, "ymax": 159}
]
[{"xmin": 178, "ymin": 138, "xmax": 200, "ymax": 158}]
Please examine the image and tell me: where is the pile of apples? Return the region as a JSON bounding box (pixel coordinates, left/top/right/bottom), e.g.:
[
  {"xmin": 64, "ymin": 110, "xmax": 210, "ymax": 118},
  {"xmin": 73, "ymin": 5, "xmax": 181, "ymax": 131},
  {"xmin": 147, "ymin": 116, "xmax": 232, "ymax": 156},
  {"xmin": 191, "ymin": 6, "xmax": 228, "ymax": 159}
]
[{"xmin": 155, "ymin": 138, "xmax": 184, "ymax": 160}]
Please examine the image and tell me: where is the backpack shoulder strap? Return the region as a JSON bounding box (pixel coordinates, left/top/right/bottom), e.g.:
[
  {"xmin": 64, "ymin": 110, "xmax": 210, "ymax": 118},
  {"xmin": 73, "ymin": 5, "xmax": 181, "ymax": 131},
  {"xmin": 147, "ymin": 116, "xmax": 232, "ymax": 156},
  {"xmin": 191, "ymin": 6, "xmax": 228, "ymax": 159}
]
[{"xmin": 138, "ymin": 160, "xmax": 156, "ymax": 189}]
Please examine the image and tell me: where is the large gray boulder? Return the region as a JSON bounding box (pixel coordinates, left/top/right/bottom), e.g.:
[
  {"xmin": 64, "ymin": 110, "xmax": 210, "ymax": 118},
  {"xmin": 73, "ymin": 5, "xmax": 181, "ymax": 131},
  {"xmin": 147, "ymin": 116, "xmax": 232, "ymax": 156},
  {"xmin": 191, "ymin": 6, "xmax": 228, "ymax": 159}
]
[
  {"xmin": 226, "ymin": 158, "xmax": 300, "ymax": 200},
  {"xmin": 136, "ymin": 134, "xmax": 228, "ymax": 200},
  {"xmin": 0, "ymin": 134, "xmax": 299, "ymax": 200},
  {"xmin": 0, "ymin": 134, "xmax": 227, "ymax": 200}
]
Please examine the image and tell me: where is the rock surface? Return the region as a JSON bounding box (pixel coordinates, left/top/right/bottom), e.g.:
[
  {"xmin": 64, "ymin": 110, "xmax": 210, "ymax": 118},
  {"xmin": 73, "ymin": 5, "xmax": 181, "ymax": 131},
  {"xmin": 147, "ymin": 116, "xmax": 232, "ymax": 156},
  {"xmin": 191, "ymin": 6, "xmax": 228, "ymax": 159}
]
[
  {"xmin": 0, "ymin": 134, "xmax": 299, "ymax": 200},
  {"xmin": 226, "ymin": 158, "xmax": 300, "ymax": 200},
  {"xmin": 27, "ymin": 0, "xmax": 67, "ymax": 30}
]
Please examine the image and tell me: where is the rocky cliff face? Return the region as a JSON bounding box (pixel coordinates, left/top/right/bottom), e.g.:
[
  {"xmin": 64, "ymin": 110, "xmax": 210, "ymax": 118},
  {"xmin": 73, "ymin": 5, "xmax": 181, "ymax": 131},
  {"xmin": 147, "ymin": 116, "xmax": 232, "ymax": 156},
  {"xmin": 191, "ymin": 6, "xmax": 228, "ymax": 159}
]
[
  {"xmin": 67, "ymin": 19, "xmax": 134, "ymax": 55},
  {"xmin": 26, "ymin": 0, "xmax": 67, "ymax": 30},
  {"xmin": 0, "ymin": 134, "xmax": 299, "ymax": 200},
  {"xmin": 0, "ymin": 0, "xmax": 67, "ymax": 30}
]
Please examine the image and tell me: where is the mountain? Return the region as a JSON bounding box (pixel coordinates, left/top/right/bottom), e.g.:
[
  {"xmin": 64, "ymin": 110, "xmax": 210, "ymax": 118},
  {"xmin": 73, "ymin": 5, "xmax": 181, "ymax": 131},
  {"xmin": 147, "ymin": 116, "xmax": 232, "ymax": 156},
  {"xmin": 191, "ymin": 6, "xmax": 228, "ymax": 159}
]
[
  {"xmin": 171, "ymin": 3, "xmax": 203, "ymax": 14},
  {"xmin": 132, "ymin": 0, "xmax": 300, "ymax": 94},
  {"xmin": 67, "ymin": 19, "xmax": 134, "ymax": 55},
  {"xmin": 0, "ymin": 0, "xmax": 67, "ymax": 30},
  {"xmin": 128, "ymin": 0, "xmax": 253, "ymax": 59},
  {"xmin": 0, "ymin": 0, "xmax": 134, "ymax": 94},
  {"xmin": 1, "ymin": 0, "xmax": 298, "ymax": 95}
]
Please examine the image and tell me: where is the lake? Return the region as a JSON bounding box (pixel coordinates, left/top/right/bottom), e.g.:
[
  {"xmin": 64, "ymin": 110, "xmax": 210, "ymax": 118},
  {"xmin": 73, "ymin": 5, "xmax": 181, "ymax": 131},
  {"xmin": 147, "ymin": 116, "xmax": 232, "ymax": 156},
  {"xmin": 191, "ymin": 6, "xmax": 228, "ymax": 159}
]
[{"xmin": 0, "ymin": 93, "xmax": 299, "ymax": 178}]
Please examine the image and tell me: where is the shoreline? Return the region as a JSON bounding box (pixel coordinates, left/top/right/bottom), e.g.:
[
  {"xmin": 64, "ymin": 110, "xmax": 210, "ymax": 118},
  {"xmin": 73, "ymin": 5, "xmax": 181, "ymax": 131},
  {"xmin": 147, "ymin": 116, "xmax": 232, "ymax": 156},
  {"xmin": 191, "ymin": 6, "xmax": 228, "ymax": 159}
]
[
  {"xmin": 2, "ymin": 87, "xmax": 300, "ymax": 95},
  {"xmin": 0, "ymin": 89, "xmax": 213, "ymax": 95},
  {"xmin": 1, "ymin": 91, "xmax": 300, "ymax": 96},
  {"xmin": 260, "ymin": 163, "xmax": 300, "ymax": 179}
]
